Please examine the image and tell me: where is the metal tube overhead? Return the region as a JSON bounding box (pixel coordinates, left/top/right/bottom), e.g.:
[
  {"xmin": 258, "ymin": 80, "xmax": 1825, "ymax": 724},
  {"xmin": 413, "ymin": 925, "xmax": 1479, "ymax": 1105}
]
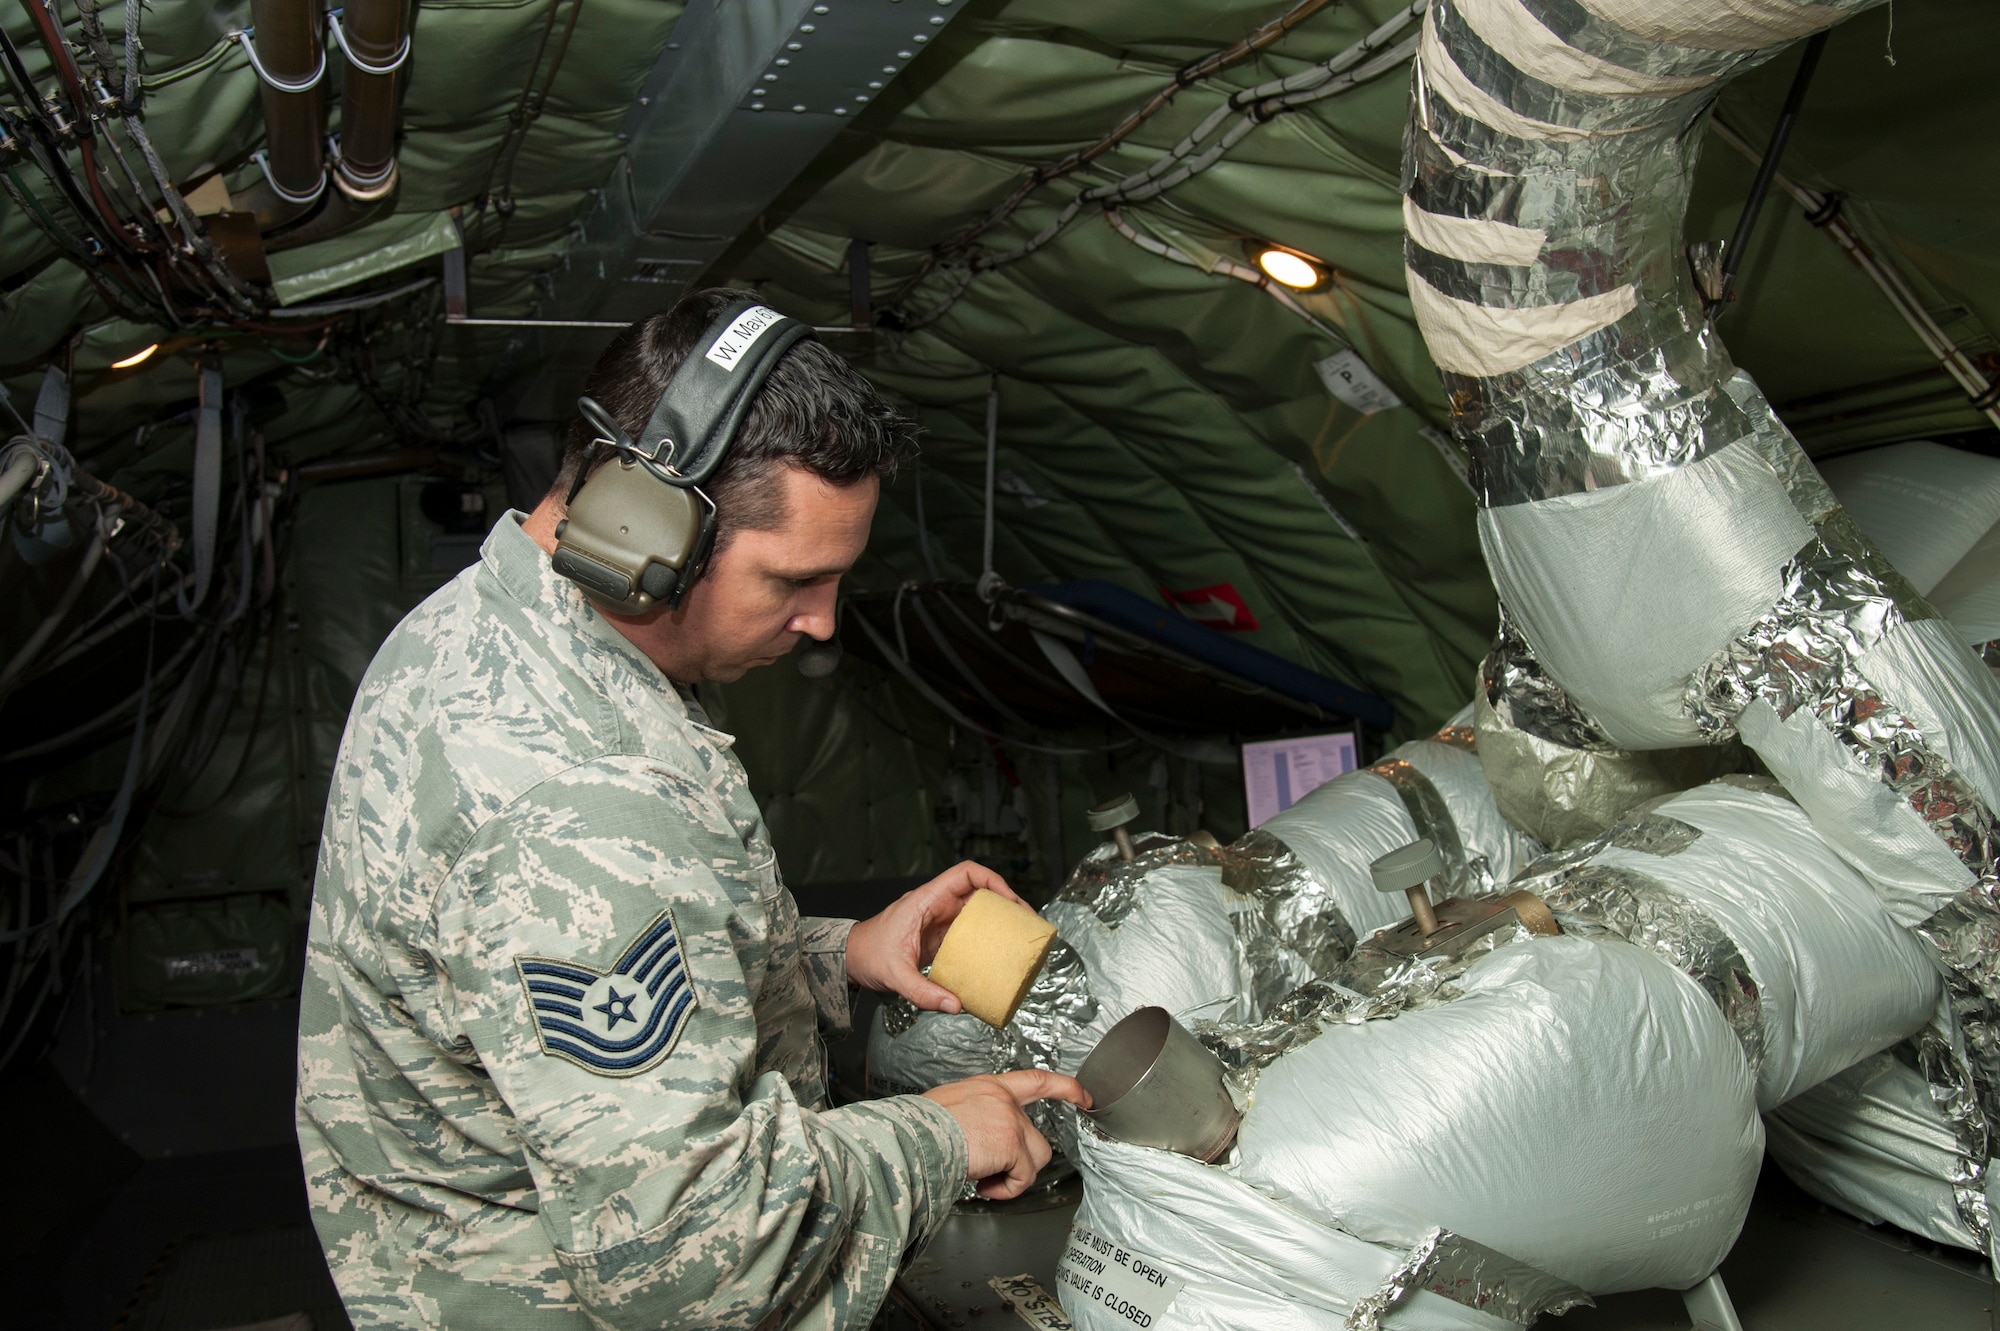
[
  {"xmin": 331, "ymin": 0, "xmax": 411, "ymax": 201},
  {"xmin": 244, "ymin": 0, "xmax": 329, "ymax": 228}
]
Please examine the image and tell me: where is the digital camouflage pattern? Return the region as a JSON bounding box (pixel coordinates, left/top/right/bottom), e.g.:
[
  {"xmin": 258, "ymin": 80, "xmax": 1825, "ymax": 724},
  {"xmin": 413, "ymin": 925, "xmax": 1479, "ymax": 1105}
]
[{"xmin": 297, "ymin": 515, "xmax": 968, "ymax": 1329}]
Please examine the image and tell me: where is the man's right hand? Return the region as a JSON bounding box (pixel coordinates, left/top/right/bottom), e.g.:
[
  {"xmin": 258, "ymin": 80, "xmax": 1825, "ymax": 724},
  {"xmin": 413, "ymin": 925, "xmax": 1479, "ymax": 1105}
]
[{"xmin": 923, "ymin": 1070, "xmax": 1092, "ymax": 1200}]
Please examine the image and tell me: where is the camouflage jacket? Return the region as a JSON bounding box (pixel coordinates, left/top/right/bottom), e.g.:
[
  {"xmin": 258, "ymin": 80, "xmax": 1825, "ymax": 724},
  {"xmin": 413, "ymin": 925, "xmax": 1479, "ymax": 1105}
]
[{"xmin": 297, "ymin": 514, "xmax": 967, "ymax": 1329}]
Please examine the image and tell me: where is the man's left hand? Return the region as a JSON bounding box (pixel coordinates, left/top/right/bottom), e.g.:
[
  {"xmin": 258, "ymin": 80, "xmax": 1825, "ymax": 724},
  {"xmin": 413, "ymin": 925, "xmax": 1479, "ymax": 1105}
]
[{"xmin": 846, "ymin": 861, "xmax": 1025, "ymax": 1014}]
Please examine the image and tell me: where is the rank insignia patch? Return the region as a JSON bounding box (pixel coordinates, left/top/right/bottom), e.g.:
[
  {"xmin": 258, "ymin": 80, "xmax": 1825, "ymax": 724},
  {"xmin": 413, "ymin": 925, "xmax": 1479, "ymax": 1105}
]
[{"xmin": 515, "ymin": 908, "xmax": 697, "ymax": 1076}]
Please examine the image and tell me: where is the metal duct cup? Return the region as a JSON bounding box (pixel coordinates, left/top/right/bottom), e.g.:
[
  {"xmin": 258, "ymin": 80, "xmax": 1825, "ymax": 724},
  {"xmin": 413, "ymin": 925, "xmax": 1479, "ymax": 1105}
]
[{"xmin": 1077, "ymin": 1006, "xmax": 1239, "ymax": 1163}]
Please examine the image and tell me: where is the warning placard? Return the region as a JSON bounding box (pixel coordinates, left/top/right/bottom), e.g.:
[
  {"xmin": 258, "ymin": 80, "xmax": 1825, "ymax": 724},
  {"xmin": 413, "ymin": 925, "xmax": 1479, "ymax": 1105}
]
[{"xmin": 1055, "ymin": 1222, "xmax": 1185, "ymax": 1328}]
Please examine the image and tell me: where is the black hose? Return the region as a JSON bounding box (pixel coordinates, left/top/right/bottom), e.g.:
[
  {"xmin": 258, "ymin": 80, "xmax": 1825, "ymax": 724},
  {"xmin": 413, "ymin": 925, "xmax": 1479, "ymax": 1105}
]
[{"xmin": 1718, "ymin": 32, "xmax": 1829, "ymax": 308}]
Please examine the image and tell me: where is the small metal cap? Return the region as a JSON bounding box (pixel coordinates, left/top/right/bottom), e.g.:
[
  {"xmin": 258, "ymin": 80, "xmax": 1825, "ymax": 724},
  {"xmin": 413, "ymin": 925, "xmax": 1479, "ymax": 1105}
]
[
  {"xmin": 1087, "ymin": 793, "xmax": 1140, "ymax": 832},
  {"xmin": 1371, "ymin": 838, "xmax": 1444, "ymax": 893}
]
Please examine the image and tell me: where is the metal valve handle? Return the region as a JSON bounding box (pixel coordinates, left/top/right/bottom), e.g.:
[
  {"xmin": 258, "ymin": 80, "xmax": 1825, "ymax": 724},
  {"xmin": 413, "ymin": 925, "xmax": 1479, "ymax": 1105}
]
[
  {"xmin": 1087, "ymin": 793, "xmax": 1141, "ymax": 862},
  {"xmin": 1370, "ymin": 837, "xmax": 1444, "ymax": 935}
]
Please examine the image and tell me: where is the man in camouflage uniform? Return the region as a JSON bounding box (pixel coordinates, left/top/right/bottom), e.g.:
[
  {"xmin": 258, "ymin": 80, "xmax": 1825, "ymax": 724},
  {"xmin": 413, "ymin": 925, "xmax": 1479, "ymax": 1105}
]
[{"xmin": 298, "ymin": 290, "xmax": 1086, "ymax": 1328}]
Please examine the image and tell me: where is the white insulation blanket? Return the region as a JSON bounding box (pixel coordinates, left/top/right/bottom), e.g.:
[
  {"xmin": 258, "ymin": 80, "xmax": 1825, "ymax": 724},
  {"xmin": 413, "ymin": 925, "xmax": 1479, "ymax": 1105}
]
[
  {"xmin": 1261, "ymin": 734, "xmax": 1543, "ymax": 937},
  {"xmin": 1590, "ymin": 784, "xmax": 1941, "ymax": 1108},
  {"xmin": 868, "ymin": 862, "xmax": 1253, "ymax": 1089},
  {"xmin": 1234, "ymin": 936, "xmax": 1761, "ymax": 1295},
  {"xmin": 1065, "ymin": 1126, "xmax": 1520, "ymax": 1331},
  {"xmin": 1766, "ymin": 1048, "xmax": 1981, "ymax": 1251},
  {"xmin": 1820, "ymin": 440, "xmax": 2000, "ymax": 644},
  {"xmin": 1044, "ymin": 862, "xmax": 1254, "ymax": 1068},
  {"xmin": 870, "ymin": 730, "xmax": 1541, "ymax": 1093}
]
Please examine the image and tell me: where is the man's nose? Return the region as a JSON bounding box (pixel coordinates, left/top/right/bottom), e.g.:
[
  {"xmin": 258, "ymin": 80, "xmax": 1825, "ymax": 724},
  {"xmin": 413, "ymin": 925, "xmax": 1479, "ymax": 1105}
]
[{"xmin": 787, "ymin": 584, "xmax": 839, "ymax": 640}]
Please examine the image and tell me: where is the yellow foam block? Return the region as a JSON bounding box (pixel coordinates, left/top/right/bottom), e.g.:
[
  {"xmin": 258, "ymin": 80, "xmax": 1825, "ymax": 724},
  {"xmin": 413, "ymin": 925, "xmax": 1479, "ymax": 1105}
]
[{"xmin": 926, "ymin": 889, "xmax": 1058, "ymax": 1028}]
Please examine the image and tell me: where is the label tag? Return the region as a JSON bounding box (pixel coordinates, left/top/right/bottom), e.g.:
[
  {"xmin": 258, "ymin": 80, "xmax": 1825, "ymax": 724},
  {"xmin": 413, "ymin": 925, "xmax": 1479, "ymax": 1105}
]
[
  {"xmin": 163, "ymin": 948, "xmax": 262, "ymax": 980},
  {"xmin": 990, "ymin": 1274, "xmax": 1075, "ymax": 1330},
  {"xmin": 704, "ymin": 305, "xmax": 785, "ymax": 370},
  {"xmin": 1056, "ymin": 1223, "xmax": 1185, "ymax": 1328},
  {"xmin": 1314, "ymin": 349, "xmax": 1403, "ymax": 414}
]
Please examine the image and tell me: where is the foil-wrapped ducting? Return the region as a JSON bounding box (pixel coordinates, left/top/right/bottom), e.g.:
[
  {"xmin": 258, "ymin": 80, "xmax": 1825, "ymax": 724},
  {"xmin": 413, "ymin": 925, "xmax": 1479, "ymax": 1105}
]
[
  {"xmin": 1476, "ymin": 617, "xmax": 1744, "ymax": 847},
  {"xmin": 1767, "ymin": 1041, "xmax": 1987, "ymax": 1252},
  {"xmin": 1232, "ymin": 932, "xmax": 1762, "ymax": 1295},
  {"xmin": 1405, "ymin": 0, "xmax": 2000, "ymax": 1256}
]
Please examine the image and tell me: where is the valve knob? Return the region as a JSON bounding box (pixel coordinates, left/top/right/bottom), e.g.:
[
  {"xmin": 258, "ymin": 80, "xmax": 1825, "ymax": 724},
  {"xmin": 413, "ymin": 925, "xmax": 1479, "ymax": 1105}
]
[
  {"xmin": 1086, "ymin": 793, "xmax": 1140, "ymax": 831},
  {"xmin": 1371, "ymin": 837, "xmax": 1445, "ymax": 935},
  {"xmin": 1088, "ymin": 793, "xmax": 1142, "ymax": 862}
]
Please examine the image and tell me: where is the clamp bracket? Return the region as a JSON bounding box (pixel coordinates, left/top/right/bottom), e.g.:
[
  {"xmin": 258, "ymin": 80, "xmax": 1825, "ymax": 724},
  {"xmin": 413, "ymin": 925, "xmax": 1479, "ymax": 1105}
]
[
  {"xmin": 326, "ymin": 9, "xmax": 412, "ymax": 76},
  {"xmin": 251, "ymin": 149, "xmax": 327, "ymax": 206},
  {"xmin": 230, "ymin": 28, "xmax": 327, "ymax": 94}
]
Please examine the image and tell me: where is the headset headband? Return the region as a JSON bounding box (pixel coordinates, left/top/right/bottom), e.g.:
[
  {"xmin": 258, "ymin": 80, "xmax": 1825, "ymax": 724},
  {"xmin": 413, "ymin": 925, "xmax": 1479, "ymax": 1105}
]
[{"xmin": 628, "ymin": 298, "xmax": 814, "ymax": 487}]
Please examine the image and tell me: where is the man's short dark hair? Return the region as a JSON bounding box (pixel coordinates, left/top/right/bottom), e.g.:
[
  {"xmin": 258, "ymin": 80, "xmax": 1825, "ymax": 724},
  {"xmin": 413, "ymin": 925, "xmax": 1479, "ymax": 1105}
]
[{"xmin": 549, "ymin": 287, "xmax": 918, "ymax": 546}]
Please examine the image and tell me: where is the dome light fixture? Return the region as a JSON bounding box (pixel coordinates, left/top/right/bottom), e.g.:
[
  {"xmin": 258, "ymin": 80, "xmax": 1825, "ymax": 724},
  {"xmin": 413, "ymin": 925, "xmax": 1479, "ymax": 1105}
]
[
  {"xmin": 110, "ymin": 343, "xmax": 160, "ymax": 370},
  {"xmin": 1253, "ymin": 245, "xmax": 1327, "ymax": 291}
]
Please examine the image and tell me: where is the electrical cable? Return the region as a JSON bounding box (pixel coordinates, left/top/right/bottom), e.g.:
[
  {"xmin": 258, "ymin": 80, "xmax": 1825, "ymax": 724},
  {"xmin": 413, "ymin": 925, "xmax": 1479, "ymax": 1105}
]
[
  {"xmin": 850, "ymin": 610, "xmax": 1122, "ymax": 756},
  {"xmin": 35, "ymin": 573, "xmax": 189, "ymax": 676},
  {"xmin": 15, "ymin": 0, "xmax": 160, "ymax": 266},
  {"xmin": 911, "ymin": 456, "xmax": 941, "ymax": 582},
  {"xmin": 910, "ymin": 591, "xmax": 1030, "ymax": 727},
  {"xmin": 932, "ymin": 591, "xmax": 1072, "ymax": 695},
  {"xmin": 0, "ymin": 519, "xmax": 109, "ymax": 701},
  {"xmin": 888, "ymin": 1, "xmax": 1423, "ymax": 329},
  {"xmin": 72, "ymin": 0, "xmax": 124, "ymax": 100},
  {"xmin": 980, "ymin": 374, "xmax": 999, "ymax": 595},
  {"xmin": 154, "ymin": 603, "xmax": 282, "ymax": 818},
  {"xmin": 2, "ymin": 163, "xmax": 108, "ymax": 267},
  {"xmin": 888, "ymin": 0, "xmax": 1346, "ymax": 305},
  {"xmin": 1717, "ymin": 32, "xmax": 1828, "ymax": 311},
  {"xmin": 478, "ymin": 0, "xmax": 586, "ymax": 218},
  {"xmin": 0, "ymin": 624, "xmax": 202, "ymax": 767}
]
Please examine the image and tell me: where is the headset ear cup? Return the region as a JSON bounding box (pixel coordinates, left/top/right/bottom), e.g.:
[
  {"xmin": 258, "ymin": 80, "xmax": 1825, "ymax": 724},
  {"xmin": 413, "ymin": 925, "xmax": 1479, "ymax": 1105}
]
[{"xmin": 639, "ymin": 562, "xmax": 681, "ymax": 602}]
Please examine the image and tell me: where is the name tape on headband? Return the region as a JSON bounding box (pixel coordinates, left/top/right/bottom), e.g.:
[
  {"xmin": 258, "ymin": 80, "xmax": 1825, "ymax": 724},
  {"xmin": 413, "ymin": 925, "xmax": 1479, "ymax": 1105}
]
[{"xmin": 704, "ymin": 305, "xmax": 786, "ymax": 372}]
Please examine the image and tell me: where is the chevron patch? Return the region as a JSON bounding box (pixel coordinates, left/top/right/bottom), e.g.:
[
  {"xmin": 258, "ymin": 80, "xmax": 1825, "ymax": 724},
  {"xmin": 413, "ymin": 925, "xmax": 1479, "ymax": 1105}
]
[{"xmin": 515, "ymin": 908, "xmax": 697, "ymax": 1076}]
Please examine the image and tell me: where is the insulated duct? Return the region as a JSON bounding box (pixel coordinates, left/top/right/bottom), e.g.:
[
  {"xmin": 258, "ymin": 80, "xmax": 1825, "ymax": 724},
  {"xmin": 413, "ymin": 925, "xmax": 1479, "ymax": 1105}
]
[
  {"xmin": 868, "ymin": 718, "xmax": 1537, "ymax": 1090},
  {"xmin": 1403, "ymin": 0, "xmax": 2000, "ymax": 1253}
]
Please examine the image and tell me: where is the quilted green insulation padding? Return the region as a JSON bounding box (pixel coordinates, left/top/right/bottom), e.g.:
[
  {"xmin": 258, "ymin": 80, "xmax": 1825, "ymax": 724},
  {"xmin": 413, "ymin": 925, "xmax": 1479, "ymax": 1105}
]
[
  {"xmin": 705, "ymin": 0, "xmax": 2000, "ymax": 739},
  {"xmin": 731, "ymin": 0, "xmax": 1492, "ymax": 737}
]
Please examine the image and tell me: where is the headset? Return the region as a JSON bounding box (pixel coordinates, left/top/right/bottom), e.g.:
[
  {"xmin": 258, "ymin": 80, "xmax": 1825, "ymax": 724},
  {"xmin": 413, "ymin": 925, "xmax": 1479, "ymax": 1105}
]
[{"xmin": 551, "ymin": 299, "xmax": 815, "ymax": 614}]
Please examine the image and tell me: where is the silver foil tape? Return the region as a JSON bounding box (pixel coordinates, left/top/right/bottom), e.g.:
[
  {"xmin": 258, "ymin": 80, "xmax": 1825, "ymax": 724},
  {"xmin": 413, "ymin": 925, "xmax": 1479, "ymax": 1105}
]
[
  {"xmin": 1405, "ymin": 0, "xmax": 2000, "ymax": 1256},
  {"xmin": 1368, "ymin": 755, "xmax": 1496, "ymax": 895},
  {"xmin": 1476, "ymin": 644, "xmax": 1740, "ymax": 848},
  {"xmin": 1217, "ymin": 828, "xmax": 1361, "ymax": 1000},
  {"xmin": 1523, "ymin": 811, "xmax": 1704, "ymax": 877},
  {"xmin": 1329, "ymin": 914, "xmax": 1535, "ymax": 1018},
  {"xmin": 1345, "ymin": 1226, "xmax": 1593, "ymax": 1331},
  {"xmin": 1688, "ymin": 513, "xmax": 2000, "ymax": 1219},
  {"xmin": 1483, "ymin": 614, "xmax": 1619, "ymax": 754},
  {"xmin": 1526, "ymin": 862, "xmax": 1765, "ymax": 1077},
  {"xmin": 1910, "ymin": 993, "xmax": 1996, "ymax": 1246},
  {"xmin": 1057, "ymin": 832, "xmax": 1216, "ymax": 927},
  {"xmin": 1007, "ymin": 937, "xmax": 1101, "ymax": 1074},
  {"xmin": 1686, "ymin": 518, "xmax": 1998, "ymax": 878},
  {"xmin": 1197, "ymin": 917, "xmax": 1534, "ymax": 1086}
]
